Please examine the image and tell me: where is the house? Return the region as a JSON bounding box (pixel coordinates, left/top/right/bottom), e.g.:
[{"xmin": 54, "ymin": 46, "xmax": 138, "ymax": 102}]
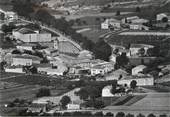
[
  {"xmin": 118, "ymin": 75, "xmax": 154, "ymax": 86},
  {"xmin": 131, "ymin": 18, "xmax": 149, "ymax": 24},
  {"xmin": 27, "ymin": 103, "xmax": 47, "ymax": 113},
  {"xmin": 102, "ymin": 85, "xmax": 114, "ymax": 97},
  {"xmin": 90, "ymin": 61, "xmax": 115, "ymax": 76},
  {"xmin": 43, "ymin": 48, "xmax": 59, "ymax": 57},
  {"xmin": 129, "ymin": 44, "xmax": 154, "ymax": 56},
  {"xmin": 132, "ymin": 65, "xmax": 147, "ymax": 76},
  {"xmin": 16, "ymin": 43, "xmax": 37, "ymax": 51},
  {"xmin": 37, "ymin": 64, "xmax": 68, "ymax": 76},
  {"xmin": 122, "ymin": 16, "xmax": 139, "ymax": 24},
  {"xmin": 69, "ymin": 66, "xmax": 90, "ymax": 75},
  {"xmin": 5, "ymin": 66, "xmax": 25, "ymax": 73},
  {"xmin": 12, "ymin": 28, "xmax": 52, "ymax": 42},
  {"xmin": 105, "ymin": 69, "xmax": 129, "ymax": 81},
  {"xmin": 5, "ymin": 11, "xmax": 18, "ymax": 21},
  {"xmin": 129, "ymin": 56, "xmax": 157, "ymax": 66},
  {"xmin": 156, "ymin": 13, "xmax": 170, "ymax": 22},
  {"xmin": 101, "ymin": 18, "xmax": 121, "ymax": 29},
  {"xmin": 12, "ymin": 54, "xmax": 42, "ymax": 66},
  {"xmin": 129, "ymin": 24, "xmax": 149, "ymax": 30},
  {"xmin": 90, "ymin": 65, "xmax": 105, "ymax": 76},
  {"xmin": 67, "ymin": 102, "xmax": 80, "ymax": 110}
]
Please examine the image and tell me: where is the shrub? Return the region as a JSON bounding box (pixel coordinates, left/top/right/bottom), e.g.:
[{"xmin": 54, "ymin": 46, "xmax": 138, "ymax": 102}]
[
  {"xmin": 105, "ymin": 112, "xmax": 114, "ymax": 117},
  {"xmin": 148, "ymin": 114, "xmax": 156, "ymax": 117},
  {"xmin": 116, "ymin": 112, "xmax": 125, "ymax": 117},
  {"xmin": 36, "ymin": 88, "xmax": 51, "ymax": 97},
  {"xmin": 94, "ymin": 111, "xmax": 104, "ymax": 116}
]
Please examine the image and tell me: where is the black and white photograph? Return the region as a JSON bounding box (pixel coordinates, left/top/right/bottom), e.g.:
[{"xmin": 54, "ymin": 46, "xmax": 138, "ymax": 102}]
[{"xmin": 0, "ymin": 0, "xmax": 170, "ymax": 116}]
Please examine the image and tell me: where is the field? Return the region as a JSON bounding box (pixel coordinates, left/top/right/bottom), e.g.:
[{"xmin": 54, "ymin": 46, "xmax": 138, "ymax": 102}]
[
  {"xmin": 79, "ymin": 28, "xmax": 109, "ymax": 43},
  {"xmin": 0, "ymin": 73, "xmax": 70, "ymax": 105}
]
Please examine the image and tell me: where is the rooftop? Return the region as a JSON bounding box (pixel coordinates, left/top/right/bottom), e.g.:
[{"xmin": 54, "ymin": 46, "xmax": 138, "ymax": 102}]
[
  {"xmin": 14, "ymin": 28, "xmax": 36, "ymax": 34},
  {"xmin": 13, "ymin": 54, "xmax": 42, "ymax": 61},
  {"xmin": 130, "ymin": 44, "xmax": 154, "ymax": 48}
]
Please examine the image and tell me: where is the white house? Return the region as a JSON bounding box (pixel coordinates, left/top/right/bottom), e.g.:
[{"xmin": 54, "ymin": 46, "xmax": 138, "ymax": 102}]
[
  {"xmin": 118, "ymin": 75, "xmax": 154, "ymax": 86},
  {"xmin": 122, "ymin": 16, "xmax": 139, "ymax": 24},
  {"xmin": 90, "ymin": 65, "xmax": 105, "ymax": 76},
  {"xmin": 129, "ymin": 44, "xmax": 154, "ymax": 56},
  {"xmin": 12, "ymin": 54, "xmax": 42, "ymax": 66},
  {"xmin": 102, "ymin": 85, "xmax": 114, "ymax": 97},
  {"xmin": 5, "ymin": 67, "xmax": 25, "ymax": 73},
  {"xmin": 5, "ymin": 11, "xmax": 18, "ymax": 21},
  {"xmin": 129, "ymin": 24, "xmax": 149, "ymax": 30},
  {"xmin": 12, "ymin": 28, "xmax": 52, "ymax": 42},
  {"xmin": 67, "ymin": 103, "xmax": 80, "ymax": 110},
  {"xmin": 101, "ymin": 18, "xmax": 121, "ymax": 29},
  {"xmin": 16, "ymin": 43, "xmax": 37, "ymax": 51},
  {"xmin": 132, "ymin": 65, "xmax": 147, "ymax": 76}
]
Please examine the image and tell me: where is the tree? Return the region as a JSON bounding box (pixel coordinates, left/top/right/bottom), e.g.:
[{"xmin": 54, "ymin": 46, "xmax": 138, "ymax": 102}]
[
  {"xmin": 138, "ymin": 48, "xmax": 145, "ymax": 56},
  {"xmin": 94, "ymin": 111, "xmax": 103, "ymax": 117},
  {"xmin": 136, "ymin": 7, "xmax": 141, "ymax": 12},
  {"xmin": 105, "ymin": 112, "xmax": 114, "ymax": 117},
  {"xmin": 126, "ymin": 113, "xmax": 134, "ymax": 117},
  {"xmin": 93, "ymin": 39, "xmax": 112, "ymax": 61},
  {"xmin": 116, "ymin": 53, "xmax": 129, "ymax": 68},
  {"xmin": 116, "ymin": 11, "xmax": 120, "ymax": 16},
  {"xmin": 137, "ymin": 113, "xmax": 145, "ymax": 117},
  {"xmin": 160, "ymin": 114, "xmax": 167, "ymax": 117},
  {"xmin": 75, "ymin": 87, "xmax": 89, "ymax": 100},
  {"xmin": 12, "ymin": 49, "xmax": 22, "ymax": 54},
  {"xmin": 116, "ymin": 112, "xmax": 125, "ymax": 117},
  {"xmin": 162, "ymin": 17, "xmax": 168, "ymax": 23},
  {"xmin": 1, "ymin": 24, "xmax": 16, "ymax": 33},
  {"xmin": 30, "ymin": 66, "xmax": 37, "ymax": 74},
  {"xmin": 111, "ymin": 82, "xmax": 117, "ymax": 94},
  {"xmin": 36, "ymin": 88, "xmax": 51, "ymax": 97},
  {"xmin": 148, "ymin": 114, "xmax": 156, "ymax": 117},
  {"xmin": 60, "ymin": 95, "xmax": 71, "ymax": 109},
  {"xmin": 130, "ymin": 80, "xmax": 137, "ymax": 89}
]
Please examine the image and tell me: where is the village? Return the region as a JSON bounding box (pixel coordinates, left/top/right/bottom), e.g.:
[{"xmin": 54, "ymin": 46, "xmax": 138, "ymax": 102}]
[{"xmin": 0, "ymin": 0, "xmax": 170, "ymax": 116}]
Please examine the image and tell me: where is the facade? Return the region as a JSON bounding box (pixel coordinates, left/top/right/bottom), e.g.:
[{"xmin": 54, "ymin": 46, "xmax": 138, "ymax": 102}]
[
  {"xmin": 118, "ymin": 76, "xmax": 154, "ymax": 86},
  {"xmin": 16, "ymin": 43, "xmax": 37, "ymax": 51},
  {"xmin": 101, "ymin": 18, "xmax": 121, "ymax": 29},
  {"xmin": 12, "ymin": 57, "xmax": 32, "ymax": 66},
  {"xmin": 129, "ymin": 24, "xmax": 149, "ymax": 30},
  {"xmin": 12, "ymin": 54, "xmax": 42, "ymax": 66},
  {"xmin": 12, "ymin": 28, "xmax": 52, "ymax": 42},
  {"xmin": 122, "ymin": 16, "xmax": 139, "ymax": 24},
  {"xmin": 105, "ymin": 69, "xmax": 128, "ymax": 81},
  {"xmin": 67, "ymin": 103, "xmax": 80, "ymax": 110},
  {"xmin": 132, "ymin": 65, "xmax": 147, "ymax": 76},
  {"xmin": 129, "ymin": 44, "xmax": 154, "ymax": 56},
  {"xmin": 5, "ymin": 67, "xmax": 25, "ymax": 73}
]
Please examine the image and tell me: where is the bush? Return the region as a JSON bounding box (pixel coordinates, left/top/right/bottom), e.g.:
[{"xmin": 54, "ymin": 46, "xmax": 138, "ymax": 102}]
[
  {"xmin": 137, "ymin": 113, "xmax": 145, "ymax": 117},
  {"xmin": 62, "ymin": 112, "xmax": 71, "ymax": 116},
  {"xmin": 60, "ymin": 95, "xmax": 71, "ymax": 109},
  {"xmin": 160, "ymin": 114, "xmax": 167, "ymax": 117},
  {"xmin": 126, "ymin": 113, "xmax": 134, "ymax": 117},
  {"xmin": 94, "ymin": 111, "xmax": 103, "ymax": 116},
  {"xmin": 36, "ymin": 88, "xmax": 51, "ymax": 97},
  {"xmin": 148, "ymin": 114, "xmax": 156, "ymax": 117},
  {"xmin": 105, "ymin": 112, "xmax": 114, "ymax": 117},
  {"xmin": 116, "ymin": 112, "xmax": 125, "ymax": 117}
]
